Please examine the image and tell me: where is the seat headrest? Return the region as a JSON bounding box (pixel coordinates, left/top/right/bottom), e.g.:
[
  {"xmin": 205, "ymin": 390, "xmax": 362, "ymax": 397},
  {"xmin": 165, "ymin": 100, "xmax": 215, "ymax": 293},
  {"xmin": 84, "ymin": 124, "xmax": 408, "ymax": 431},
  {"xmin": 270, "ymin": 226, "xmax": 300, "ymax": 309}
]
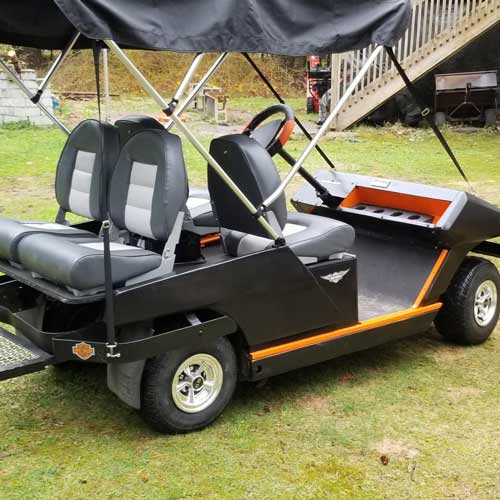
[
  {"xmin": 115, "ymin": 115, "xmax": 165, "ymax": 145},
  {"xmin": 109, "ymin": 129, "xmax": 188, "ymax": 241},
  {"xmin": 208, "ymin": 134, "xmax": 287, "ymax": 238},
  {"xmin": 55, "ymin": 119, "xmax": 120, "ymax": 221}
]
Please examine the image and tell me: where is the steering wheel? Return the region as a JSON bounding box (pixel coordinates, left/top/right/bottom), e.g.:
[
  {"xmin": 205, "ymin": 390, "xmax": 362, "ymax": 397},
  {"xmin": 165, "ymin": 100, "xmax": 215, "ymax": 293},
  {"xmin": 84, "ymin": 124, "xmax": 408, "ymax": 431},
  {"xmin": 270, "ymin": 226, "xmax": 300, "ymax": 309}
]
[{"xmin": 242, "ymin": 104, "xmax": 295, "ymax": 156}]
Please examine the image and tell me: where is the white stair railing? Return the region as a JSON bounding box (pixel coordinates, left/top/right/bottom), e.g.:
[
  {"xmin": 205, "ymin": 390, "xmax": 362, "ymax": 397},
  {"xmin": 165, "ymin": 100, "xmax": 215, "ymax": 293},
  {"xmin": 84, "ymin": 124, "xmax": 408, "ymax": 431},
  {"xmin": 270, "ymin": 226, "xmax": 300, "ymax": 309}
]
[{"xmin": 332, "ymin": 0, "xmax": 500, "ymax": 129}]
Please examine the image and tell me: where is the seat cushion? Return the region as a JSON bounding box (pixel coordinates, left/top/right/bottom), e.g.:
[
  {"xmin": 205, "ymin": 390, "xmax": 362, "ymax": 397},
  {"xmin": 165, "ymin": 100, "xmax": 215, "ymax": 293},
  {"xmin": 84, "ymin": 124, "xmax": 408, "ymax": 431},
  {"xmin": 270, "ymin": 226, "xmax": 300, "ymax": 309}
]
[
  {"xmin": 187, "ymin": 188, "xmax": 218, "ymax": 229},
  {"xmin": 208, "ymin": 134, "xmax": 287, "ymax": 238},
  {"xmin": 109, "ymin": 129, "xmax": 188, "ymax": 241},
  {"xmin": 0, "ymin": 217, "xmax": 96, "ymax": 262},
  {"xmin": 55, "ymin": 120, "xmax": 120, "ymax": 221},
  {"xmin": 224, "ymin": 211, "xmax": 355, "ymax": 264},
  {"xmin": 17, "ymin": 233, "xmax": 161, "ymax": 292}
]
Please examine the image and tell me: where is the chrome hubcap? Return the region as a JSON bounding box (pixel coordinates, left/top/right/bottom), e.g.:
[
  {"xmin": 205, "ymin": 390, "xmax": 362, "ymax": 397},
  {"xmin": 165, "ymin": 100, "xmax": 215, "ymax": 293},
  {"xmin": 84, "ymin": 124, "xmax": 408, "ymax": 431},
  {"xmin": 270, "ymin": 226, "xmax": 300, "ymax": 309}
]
[
  {"xmin": 172, "ymin": 354, "xmax": 223, "ymax": 413},
  {"xmin": 474, "ymin": 280, "xmax": 498, "ymax": 327}
]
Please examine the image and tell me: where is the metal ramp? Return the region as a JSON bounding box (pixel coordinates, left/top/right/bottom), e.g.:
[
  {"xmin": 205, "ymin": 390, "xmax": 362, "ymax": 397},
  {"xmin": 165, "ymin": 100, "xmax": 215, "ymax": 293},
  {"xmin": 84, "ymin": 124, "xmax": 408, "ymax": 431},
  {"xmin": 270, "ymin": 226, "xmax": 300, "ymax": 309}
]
[
  {"xmin": 0, "ymin": 327, "xmax": 54, "ymax": 381},
  {"xmin": 332, "ymin": 0, "xmax": 500, "ymax": 130}
]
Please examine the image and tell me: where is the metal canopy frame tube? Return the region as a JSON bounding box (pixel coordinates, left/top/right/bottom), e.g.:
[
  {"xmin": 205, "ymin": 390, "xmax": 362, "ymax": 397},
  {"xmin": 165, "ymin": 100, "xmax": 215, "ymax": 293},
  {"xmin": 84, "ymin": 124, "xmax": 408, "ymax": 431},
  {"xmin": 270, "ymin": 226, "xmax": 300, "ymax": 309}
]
[
  {"xmin": 103, "ymin": 48, "xmax": 111, "ymax": 123},
  {"xmin": 36, "ymin": 32, "xmax": 80, "ymax": 101},
  {"xmin": 171, "ymin": 53, "xmax": 205, "ymax": 104},
  {"xmin": 0, "ymin": 58, "xmax": 70, "ymax": 135},
  {"xmin": 166, "ymin": 53, "xmax": 228, "ymax": 131},
  {"xmin": 104, "ymin": 40, "xmax": 280, "ymax": 241},
  {"xmin": 262, "ymin": 45, "xmax": 383, "ymax": 208}
]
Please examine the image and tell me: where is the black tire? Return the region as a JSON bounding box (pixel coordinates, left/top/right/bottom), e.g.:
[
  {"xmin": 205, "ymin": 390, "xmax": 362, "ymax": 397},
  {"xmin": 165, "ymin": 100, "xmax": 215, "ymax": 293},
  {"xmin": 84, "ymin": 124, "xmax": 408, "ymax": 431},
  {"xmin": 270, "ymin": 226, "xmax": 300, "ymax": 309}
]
[
  {"xmin": 435, "ymin": 257, "xmax": 500, "ymax": 345},
  {"xmin": 434, "ymin": 111, "xmax": 447, "ymax": 127},
  {"xmin": 484, "ymin": 108, "xmax": 497, "ymax": 128},
  {"xmin": 306, "ymin": 97, "xmax": 315, "ymax": 114},
  {"xmin": 141, "ymin": 336, "xmax": 237, "ymax": 434}
]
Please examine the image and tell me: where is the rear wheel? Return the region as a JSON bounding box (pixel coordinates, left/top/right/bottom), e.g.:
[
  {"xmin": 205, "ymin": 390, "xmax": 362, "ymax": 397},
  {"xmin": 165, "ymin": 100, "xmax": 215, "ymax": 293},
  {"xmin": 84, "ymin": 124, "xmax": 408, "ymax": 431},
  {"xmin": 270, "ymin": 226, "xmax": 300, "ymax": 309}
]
[
  {"xmin": 141, "ymin": 337, "xmax": 237, "ymax": 433},
  {"xmin": 435, "ymin": 257, "xmax": 500, "ymax": 345}
]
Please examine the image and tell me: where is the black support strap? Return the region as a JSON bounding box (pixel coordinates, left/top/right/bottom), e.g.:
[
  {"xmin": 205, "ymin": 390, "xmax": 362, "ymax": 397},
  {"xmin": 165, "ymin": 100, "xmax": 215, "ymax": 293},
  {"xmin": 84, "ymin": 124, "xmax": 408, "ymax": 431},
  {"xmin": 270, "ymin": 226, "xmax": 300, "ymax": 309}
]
[
  {"xmin": 92, "ymin": 42, "xmax": 118, "ymax": 357},
  {"xmin": 385, "ymin": 47, "xmax": 473, "ymax": 191}
]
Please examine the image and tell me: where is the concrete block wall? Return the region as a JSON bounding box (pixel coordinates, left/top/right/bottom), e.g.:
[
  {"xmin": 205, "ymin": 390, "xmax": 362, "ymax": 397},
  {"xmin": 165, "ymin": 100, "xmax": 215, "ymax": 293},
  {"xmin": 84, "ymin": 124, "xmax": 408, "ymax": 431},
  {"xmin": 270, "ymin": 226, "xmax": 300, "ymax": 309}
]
[{"xmin": 0, "ymin": 68, "xmax": 54, "ymax": 126}]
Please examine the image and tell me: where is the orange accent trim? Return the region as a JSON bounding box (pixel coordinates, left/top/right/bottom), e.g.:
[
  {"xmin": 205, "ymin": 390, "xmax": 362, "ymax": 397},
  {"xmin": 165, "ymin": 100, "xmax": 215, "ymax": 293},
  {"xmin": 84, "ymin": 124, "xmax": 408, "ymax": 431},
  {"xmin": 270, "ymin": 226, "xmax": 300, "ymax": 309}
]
[
  {"xmin": 200, "ymin": 233, "xmax": 221, "ymax": 248},
  {"xmin": 340, "ymin": 187, "xmax": 451, "ymax": 224},
  {"xmin": 278, "ymin": 119, "xmax": 296, "ymax": 146},
  {"xmin": 413, "ymin": 249, "xmax": 449, "ymax": 307},
  {"xmin": 250, "ymin": 303, "xmax": 443, "ymax": 361}
]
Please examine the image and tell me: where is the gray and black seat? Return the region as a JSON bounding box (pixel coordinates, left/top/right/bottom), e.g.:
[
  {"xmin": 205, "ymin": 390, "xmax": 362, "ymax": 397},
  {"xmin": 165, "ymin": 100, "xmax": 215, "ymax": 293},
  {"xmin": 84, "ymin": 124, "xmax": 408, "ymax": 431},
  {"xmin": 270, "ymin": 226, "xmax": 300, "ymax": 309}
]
[
  {"xmin": 115, "ymin": 115, "xmax": 218, "ymax": 234},
  {"xmin": 208, "ymin": 134, "xmax": 355, "ymax": 264},
  {"xmin": 17, "ymin": 129, "xmax": 188, "ymax": 294},
  {"xmin": 0, "ymin": 120, "xmax": 120, "ymax": 262}
]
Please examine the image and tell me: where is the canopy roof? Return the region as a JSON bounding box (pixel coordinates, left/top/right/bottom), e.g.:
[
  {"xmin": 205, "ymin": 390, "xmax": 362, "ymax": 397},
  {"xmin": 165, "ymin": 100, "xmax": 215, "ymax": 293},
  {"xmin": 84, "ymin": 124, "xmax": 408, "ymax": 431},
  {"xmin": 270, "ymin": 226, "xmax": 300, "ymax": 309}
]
[{"xmin": 0, "ymin": 0, "xmax": 411, "ymax": 55}]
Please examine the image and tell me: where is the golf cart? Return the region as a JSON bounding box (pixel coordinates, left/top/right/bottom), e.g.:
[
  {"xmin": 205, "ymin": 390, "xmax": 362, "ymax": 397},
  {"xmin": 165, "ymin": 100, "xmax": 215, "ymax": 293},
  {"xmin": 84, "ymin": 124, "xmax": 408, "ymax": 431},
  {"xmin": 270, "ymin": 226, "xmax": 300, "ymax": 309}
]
[{"xmin": 0, "ymin": 1, "xmax": 499, "ymax": 435}]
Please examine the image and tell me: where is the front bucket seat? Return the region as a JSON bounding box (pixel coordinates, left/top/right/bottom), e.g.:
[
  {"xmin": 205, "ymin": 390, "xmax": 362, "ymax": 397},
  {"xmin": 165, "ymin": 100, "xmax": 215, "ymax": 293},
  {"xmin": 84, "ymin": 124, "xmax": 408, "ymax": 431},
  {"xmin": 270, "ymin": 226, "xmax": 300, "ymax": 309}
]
[{"xmin": 208, "ymin": 134, "xmax": 355, "ymax": 264}]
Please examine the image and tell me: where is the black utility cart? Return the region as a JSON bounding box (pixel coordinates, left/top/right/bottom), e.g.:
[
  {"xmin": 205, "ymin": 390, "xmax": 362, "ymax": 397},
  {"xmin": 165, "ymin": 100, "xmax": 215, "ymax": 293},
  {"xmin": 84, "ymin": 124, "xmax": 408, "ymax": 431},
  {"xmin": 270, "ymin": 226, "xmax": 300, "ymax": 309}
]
[
  {"xmin": 0, "ymin": 0, "xmax": 499, "ymax": 434},
  {"xmin": 434, "ymin": 70, "xmax": 498, "ymax": 127}
]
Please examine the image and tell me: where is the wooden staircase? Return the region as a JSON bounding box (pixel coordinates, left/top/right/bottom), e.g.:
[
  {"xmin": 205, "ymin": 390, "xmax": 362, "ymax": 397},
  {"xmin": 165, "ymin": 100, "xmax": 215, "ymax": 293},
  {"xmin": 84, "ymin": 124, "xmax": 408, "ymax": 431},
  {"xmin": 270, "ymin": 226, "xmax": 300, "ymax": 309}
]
[{"xmin": 333, "ymin": 0, "xmax": 500, "ymax": 130}]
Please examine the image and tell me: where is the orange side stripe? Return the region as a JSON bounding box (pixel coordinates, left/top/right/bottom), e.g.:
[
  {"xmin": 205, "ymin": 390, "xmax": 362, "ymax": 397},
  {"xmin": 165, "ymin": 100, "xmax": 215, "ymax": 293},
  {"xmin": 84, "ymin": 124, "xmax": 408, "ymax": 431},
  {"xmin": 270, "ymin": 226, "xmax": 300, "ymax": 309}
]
[
  {"xmin": 413, "ymin": 249, "xmax": 449, "ymax": 308},
  {"xmin": 250, "ymin": 302, "xmax": 442, "ymax": 362}
]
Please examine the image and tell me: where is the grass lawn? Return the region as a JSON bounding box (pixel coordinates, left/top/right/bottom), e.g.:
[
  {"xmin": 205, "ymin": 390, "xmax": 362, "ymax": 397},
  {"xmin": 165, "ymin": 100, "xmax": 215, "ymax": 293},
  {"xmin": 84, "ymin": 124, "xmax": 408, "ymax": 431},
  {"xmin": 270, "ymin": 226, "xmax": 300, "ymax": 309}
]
[{"xmin": 0, "ymin": 107, "xmax": 499, "ymax": 499}]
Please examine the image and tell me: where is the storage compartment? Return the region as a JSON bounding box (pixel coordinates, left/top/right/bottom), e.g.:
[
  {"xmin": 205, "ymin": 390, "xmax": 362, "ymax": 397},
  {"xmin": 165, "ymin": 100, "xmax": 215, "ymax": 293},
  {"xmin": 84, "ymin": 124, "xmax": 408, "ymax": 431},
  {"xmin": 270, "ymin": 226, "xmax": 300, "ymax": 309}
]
[{"xmin": 340, "ymin": 186, "xmax": 451, "ymax": 225}]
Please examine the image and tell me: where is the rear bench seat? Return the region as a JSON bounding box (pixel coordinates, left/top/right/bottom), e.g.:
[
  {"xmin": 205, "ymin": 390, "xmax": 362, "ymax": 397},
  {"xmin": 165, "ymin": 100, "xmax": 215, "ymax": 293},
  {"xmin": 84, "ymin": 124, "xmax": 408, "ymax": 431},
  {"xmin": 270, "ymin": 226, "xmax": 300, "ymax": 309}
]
[
  {"xmin": 16, "ymin": 129, "xmax": 188, "ymax": 294},
  {"xmin": 0, "ymin": 120, "xmax": 120, "ymax": 262}
]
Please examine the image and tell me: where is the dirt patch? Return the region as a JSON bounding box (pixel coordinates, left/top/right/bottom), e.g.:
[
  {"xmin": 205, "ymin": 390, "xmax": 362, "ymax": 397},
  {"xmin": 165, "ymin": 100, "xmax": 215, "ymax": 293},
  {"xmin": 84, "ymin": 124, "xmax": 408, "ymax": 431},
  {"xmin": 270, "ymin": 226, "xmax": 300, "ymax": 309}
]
[
  {"xmin": 297, "ymin": 394, "xmax": 333, "ymax": 414},
  {"xmin": 446, "ymin": 386, "xmax": 483, "ymax": 403},
  {"xmin": 430, "ymin": 345, "xmax": 468, "ymax": 364},
  {"xmin": 376, "ymin": 438, "xmax": 419, "ymax": 460},
  {"xmin": 0, "ymin": 176, "xmax": 53, "ymax": 198}
]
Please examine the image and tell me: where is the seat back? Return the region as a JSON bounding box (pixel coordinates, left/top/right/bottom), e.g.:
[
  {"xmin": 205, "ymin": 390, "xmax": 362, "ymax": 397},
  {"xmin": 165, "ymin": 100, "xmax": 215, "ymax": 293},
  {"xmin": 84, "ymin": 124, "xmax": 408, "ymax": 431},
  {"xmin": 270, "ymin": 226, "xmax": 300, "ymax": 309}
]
[
  {"xmin": 115, "ymin": 115, "xmax": 165, "ymax": 146},
  {"xmin": 208, "ymin": 134, "xmax": 287, "ymax": 238},
  {"xmin": 55, "ymin": 120, "xmax": 120, "ymax": 221},
  {"xmin": 109, "ymin": 129, "xmax": 188, "ymax": 241}
]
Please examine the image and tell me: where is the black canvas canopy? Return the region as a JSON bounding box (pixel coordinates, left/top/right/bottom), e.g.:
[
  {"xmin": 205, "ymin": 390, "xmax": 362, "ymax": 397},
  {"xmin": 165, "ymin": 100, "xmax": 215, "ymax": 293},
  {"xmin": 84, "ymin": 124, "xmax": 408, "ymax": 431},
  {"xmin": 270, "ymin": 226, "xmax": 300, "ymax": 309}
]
[{"xmin": 0, "ymin": 0, "xmax": 411, "ymax": 54}]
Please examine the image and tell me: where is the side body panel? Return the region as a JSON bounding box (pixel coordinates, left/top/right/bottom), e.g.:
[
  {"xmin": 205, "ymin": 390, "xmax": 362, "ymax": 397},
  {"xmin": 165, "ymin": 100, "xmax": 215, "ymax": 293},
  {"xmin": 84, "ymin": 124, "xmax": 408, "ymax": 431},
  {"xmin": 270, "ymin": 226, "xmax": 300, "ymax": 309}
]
[{"xmin": 113, "ymin": 247, "xmax": 359, "ymax": 346}]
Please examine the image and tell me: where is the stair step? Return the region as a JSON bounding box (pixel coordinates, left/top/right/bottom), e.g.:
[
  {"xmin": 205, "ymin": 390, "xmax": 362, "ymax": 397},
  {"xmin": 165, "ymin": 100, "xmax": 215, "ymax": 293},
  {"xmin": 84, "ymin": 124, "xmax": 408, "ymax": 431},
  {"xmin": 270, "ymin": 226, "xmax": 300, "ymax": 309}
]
[{"xmin": 0, "ymin": 327, "xmax": 54, "ymax": 381}]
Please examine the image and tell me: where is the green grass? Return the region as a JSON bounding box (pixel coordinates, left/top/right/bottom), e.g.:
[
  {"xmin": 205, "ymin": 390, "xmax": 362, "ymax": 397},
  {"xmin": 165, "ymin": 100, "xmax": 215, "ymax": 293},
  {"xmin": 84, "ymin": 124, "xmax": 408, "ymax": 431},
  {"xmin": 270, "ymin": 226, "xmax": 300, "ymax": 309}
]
[{"xmin": 0, "ymin": 107, "xmax": 499, "ymax": 499}]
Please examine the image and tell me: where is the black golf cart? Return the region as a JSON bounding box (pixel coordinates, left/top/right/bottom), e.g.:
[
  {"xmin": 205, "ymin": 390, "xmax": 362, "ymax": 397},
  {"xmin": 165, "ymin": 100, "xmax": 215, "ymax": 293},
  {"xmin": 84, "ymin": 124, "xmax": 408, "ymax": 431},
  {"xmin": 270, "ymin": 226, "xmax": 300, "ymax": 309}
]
[{"xmin": 0, "ymin": 0, "xmax": 499, "ymax": 434}]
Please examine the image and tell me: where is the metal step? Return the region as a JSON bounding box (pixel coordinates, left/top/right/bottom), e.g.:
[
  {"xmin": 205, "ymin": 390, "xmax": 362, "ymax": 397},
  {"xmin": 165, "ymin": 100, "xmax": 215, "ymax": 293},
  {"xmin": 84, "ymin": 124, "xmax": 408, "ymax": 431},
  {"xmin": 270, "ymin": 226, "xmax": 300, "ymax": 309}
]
[{"xmin": 0, "ymin": 327, "xmax": 55, "ymax": 381}]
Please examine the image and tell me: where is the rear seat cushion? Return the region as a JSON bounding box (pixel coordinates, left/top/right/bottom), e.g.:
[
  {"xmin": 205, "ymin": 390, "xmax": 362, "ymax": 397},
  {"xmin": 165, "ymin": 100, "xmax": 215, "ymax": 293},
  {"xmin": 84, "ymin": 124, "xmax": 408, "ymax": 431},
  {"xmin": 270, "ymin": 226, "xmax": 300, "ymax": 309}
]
[
  {"xmin": 224, "ymin": 211, "xmax": 355, "ymax": 263},
  {"xmin": 109, "ymin": 130, "xmax": 188, "ymax": 241},
  {"xmin": 17, "ymin": 234, "xmax": 161, "ymax": 291},
  {"xmin": 0, "ymin": 120, "xmax": 120, "ymax": 263},
  {"xmin": 0, "ymin": 218, "xmax": 96, "ymax": 262},
  {"xmin": 56, "ymin": 120, "xmax": 120, "ymax": 221},
  {"xmin": 115, "ymin": 115, "xmax": 165, "ymax": 146},
  {"xmin": 15, "ymin": 129, "xmax": 189, "ymax": 293}
]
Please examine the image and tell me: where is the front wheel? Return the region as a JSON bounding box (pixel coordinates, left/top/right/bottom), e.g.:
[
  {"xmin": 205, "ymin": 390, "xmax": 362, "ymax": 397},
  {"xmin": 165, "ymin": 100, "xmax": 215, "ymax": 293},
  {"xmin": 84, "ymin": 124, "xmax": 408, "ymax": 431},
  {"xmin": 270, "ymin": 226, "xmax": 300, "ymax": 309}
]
[
  {"xmin": 141, "ymin": 337, "xmax": 237, "ymax": 434},
  {"xmin": 435, "ymin": 257, "xmax": 499, "ymax": 345}
]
